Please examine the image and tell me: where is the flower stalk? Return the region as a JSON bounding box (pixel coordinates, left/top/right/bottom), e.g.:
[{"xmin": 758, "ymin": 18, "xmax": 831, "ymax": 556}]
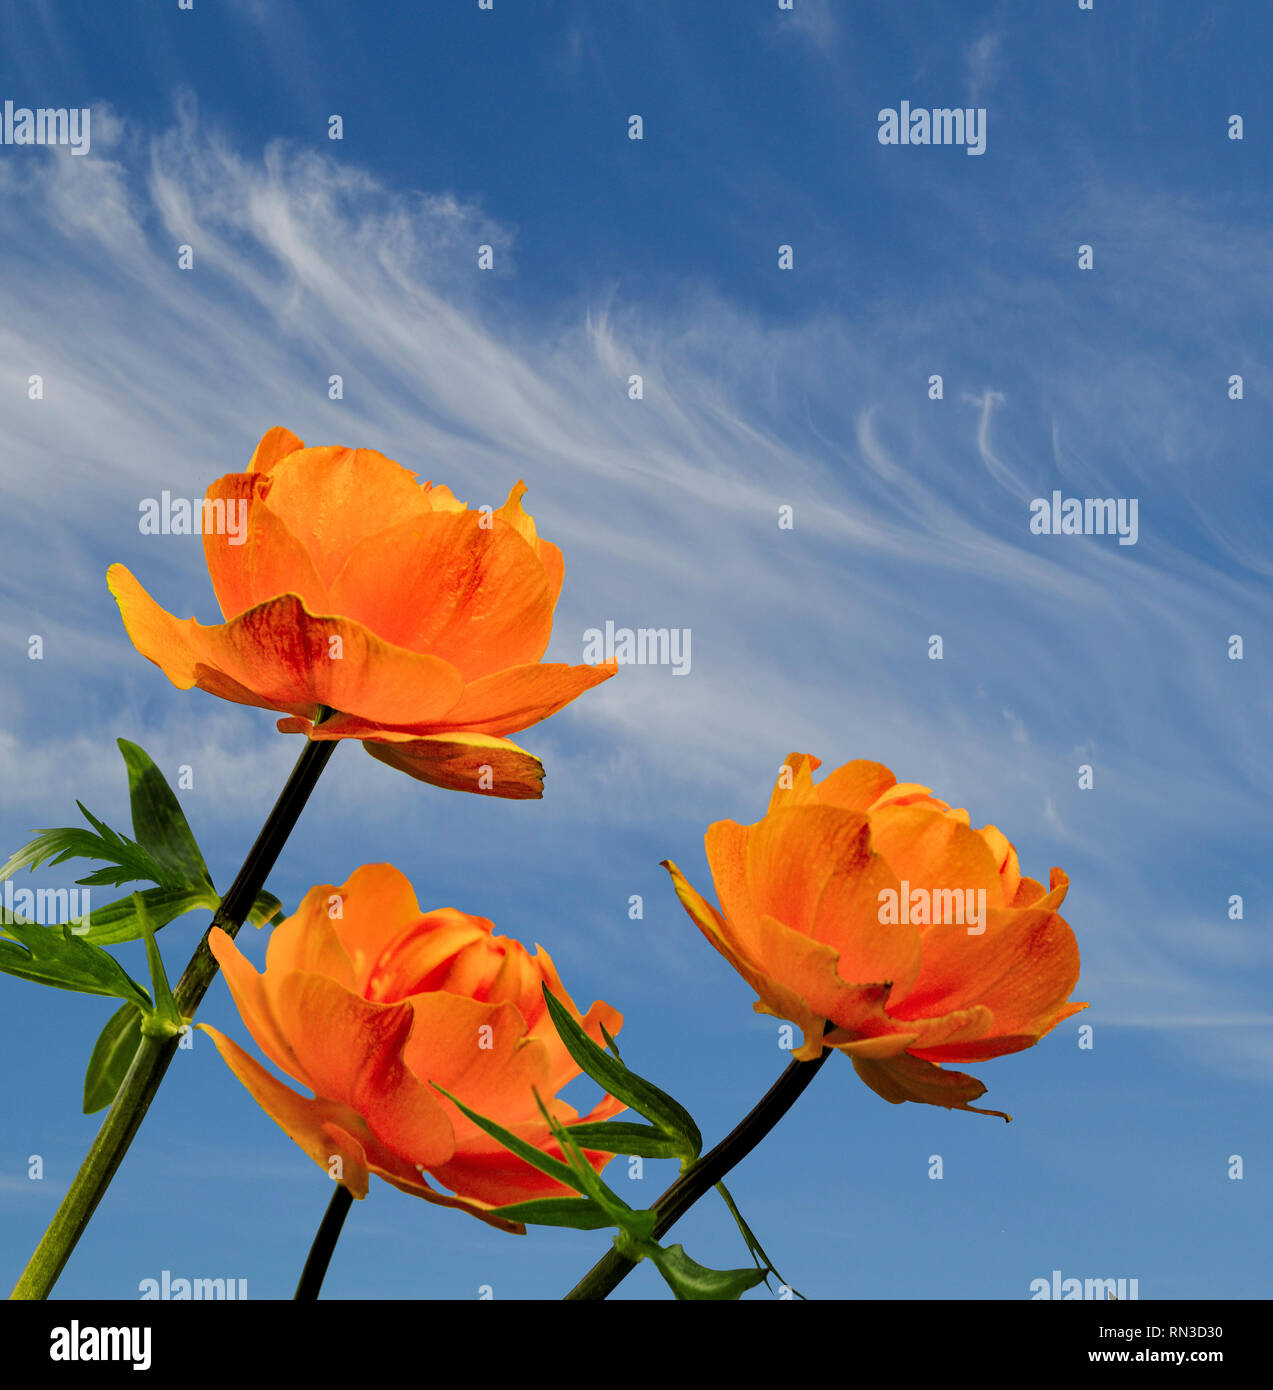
[
  {"xmin": 564, "ymin": 1038, "xmax": 832, "ymax": 1300},
  {"xmin": 294, "ymin": 1184, "xmax": 354, "ymax": 1300}
]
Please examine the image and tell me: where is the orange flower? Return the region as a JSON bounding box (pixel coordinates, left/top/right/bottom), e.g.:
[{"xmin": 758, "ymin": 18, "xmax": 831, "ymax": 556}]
[
  {"xmin": 664, "ymin": 754, "xmax": 1085, "ymax": 1119},
  {"xmin": 108, "ymin": 427, "xmax": 615, "ymax": 798},
  {"xmin": 198, "ymin": 863, "xmax": 625, "ymax": 1229}
]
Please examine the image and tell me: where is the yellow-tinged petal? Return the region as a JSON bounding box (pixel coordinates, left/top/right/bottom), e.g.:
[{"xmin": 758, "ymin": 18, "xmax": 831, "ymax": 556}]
[
  {"xmin": 851, "ymin": 1050, "xmax": 1011, "ymax": 1121},
  {"xmin": 362, "ymin": 731, "xmax": 546, "ymax": 799}
]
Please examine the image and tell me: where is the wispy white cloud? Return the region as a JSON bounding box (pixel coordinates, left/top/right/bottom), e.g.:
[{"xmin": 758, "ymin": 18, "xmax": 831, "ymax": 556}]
[
  {"xmin": 965, "ymin": 29, "xmax": 1003, "ymax": 104},
  {"xmin": 0, "ymin": 112, "xmax": 1269, "ymax": 1084},
  {"xmin": 770, "ymin": 0, "xmax": 838, "ymax": 53}
]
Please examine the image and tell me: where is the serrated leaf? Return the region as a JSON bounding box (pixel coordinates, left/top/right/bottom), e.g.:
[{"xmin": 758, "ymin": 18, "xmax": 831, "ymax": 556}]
[
  {"xmin": 564, "ymin": 1121, "xmax": 687, "ymax": 1159},
  {"xmin": 118, "ymin": 740, "xmax": 214, "ymax": 892},
  {"xmin": 645, "ymin": 1243, "xmax": 768, "ymax": 1301},
  {"xmin": 73, "ymin": 886, "xmax": 218, "ymax": 946},
  {"xmin": 431, "ymin": 1084, "xmax": 588, "ymax": 1195},
  {"xmin": 487, "ymin": 1197, "xmax": 615, "ymax": 1230},
  {"xmin": 0, "ymin": 917, "xmax": 151, "ymax": 1008},
  {"xmin": 0, "ymin": 814, "xmax": 167, "ymax": 890},
  {"xmin": 83, "ymin": 1002, "xmax": 144, "ymax": 1113},
  {"xmin": 541, "ymin": 987, "xmax": 702, "ymax": 1157}
]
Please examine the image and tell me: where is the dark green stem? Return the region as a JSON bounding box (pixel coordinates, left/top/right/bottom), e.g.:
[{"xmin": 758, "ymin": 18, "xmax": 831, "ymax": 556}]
[
  {"xmin": 294, "ymin": 1183, "xmax": 354, "ymax": 1300},
  {"xmin": 564, "ymin": 1040, "xmax": 833, "ymax": 1300}
]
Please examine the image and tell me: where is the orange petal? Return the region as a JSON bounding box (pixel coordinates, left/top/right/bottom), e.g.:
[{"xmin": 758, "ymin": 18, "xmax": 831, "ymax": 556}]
[
  {"xmin": 909, "ymin": 1000, "xmax": 1088, "ymax": 1063},
  {"xmin": 402, "ymin": 996, "xmax": 554, "ymax": 1132},
  {"xmin": 248, "ymin": 426, "xmax": 305, "ymax": 474},
  {"xmin": 327, "ymin": 509, "xmax": 555, "ymax": 682},
  {"xmin": 420, "ymin": 481, "xmax": 468, "ymax": 513},
  {"xmin": 745, "ymin": 805, "xmax": 921, "ymax": 996},
  {"xmin": 361, "ymin": 910, "xmax": 495, "ymax": 1004},
  {"xmin": 272, "ymin": 864, "xmax": 429, "ymax": 993},
  {"xmin": 362, "ymin": 731, "xmax": 546, "ymax": 799},
  {"xmin": 427, "ymin": 1131, "xmax": 618, "ymax": 1209},
  {"xmin": 208, "ymin": 926, "xmax": 313, "ymax": 1089},
  {"xmin": 252, "ymin": 446, "xmax": 440, "ymax": 588},
  {"xmin": 869, "ymin": 785, "xmax": 951, "ymax": 812},
  {"xmin": 814, "ymin": 760, "xmax": 899, "ymax": 812},
  {"xmin": 108, "ymin": 567, "xmax": 465, "ymax": 725},
  {"xmin": 867, "ymin": 803, "xmax": 1007, "ymax": 911},
  {"xmin": 851, "ymin": 1050, "xmax": 1011, "ymax": 1120},
  {"xmin": 978, "ymin": 824, "xmax": 1023, "ymax": 903},
  {"xmin": 539, "ymin": 538, "xmax": 565, "ymax": 610},
  {"xmin": 890, "ymin": 900, "xmax": 1081, "ymax": 1042},
  {"xmin": 494, "ymin": 481, "xmax": 564, "ymax": 606},
  {"xmin": 261, "ymin": 884, "xmax": 359, "ymax": 992},
  {"xmin": 197, "ymin": 1024, "xmax": 375, "ymax": 1196},
  {"xmin": 421, "ymin": 661, "xmax": 618, "ymax": 736},
  {"xmin": 375, "ymin": 1167, "xmax": 527, "ymax": 1233},
  {"xmin": 702, "ymin": 820, "xmax": 763, "ymax": 955},
  {"xmin": 766, "ymin": 753, "xmax": 824, "ymax": 811},
  {"xmin": 663, "ymin": 858, "xmax": 881, "ymax": 1060},
  {"xmin": 202, "ymin": 472, "xmax": 330, "ymax": 621},
  {"xmin": 267, "ymin": 973, "xmax": 456, "ymax": 1169},
  {"xmin": 284, "ymin": 661, "xmax": 618, "ymax": 740}
]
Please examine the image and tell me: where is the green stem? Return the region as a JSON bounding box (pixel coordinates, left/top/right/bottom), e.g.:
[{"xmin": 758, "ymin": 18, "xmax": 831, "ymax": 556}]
[
  {"xmin": 564, "ymin": 1039, "xmax": 833, "ymax": 1300},
  {"xmin": 294, "ymin": 1184, "xmax": 354, "ymax": 1300},
  {"xmin": 10, "ymin": 717, "xmax": 338, "ymax": 1300}
]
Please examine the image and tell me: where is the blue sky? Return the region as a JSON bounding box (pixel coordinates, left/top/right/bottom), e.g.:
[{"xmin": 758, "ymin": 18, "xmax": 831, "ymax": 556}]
[{"xmin": 1, "ymin": 0, "xmax": 1269, "ymax": 1301}]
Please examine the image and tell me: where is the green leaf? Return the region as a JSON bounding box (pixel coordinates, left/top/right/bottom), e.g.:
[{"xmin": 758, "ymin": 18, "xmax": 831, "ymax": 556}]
[
  {"xmin": 599, "ymin": 1020, "xmax": 624, "ymax": 1065},
  {"xmin": 541, "ymin": 987, "xmax": 702, "ymax": 1157},
  {"xmin": 531, "ymin": 1092, "xmax": 639, "ymax": 1229},
  {"xmin": 645, "ymin": 1243, "xmax": 768, "ymax": 1301},
  {"xmin": 82, "ymin": 1002, "xmax": 144, "ymax": 1113},
  {"xmin": 247, "ymin": 891, "xmax": 285, "ymax": 928},
  {"xmin": 0, "ymin": 917, "xmax": 151, "ymax": 1008},
  {"xmin": 0, "ymin": 806, "xmax": 168, "ymax": 890},
  {"xmin": 564, "ymin": 1121, "xmax": 687, "ymax": 1159},
  {"xmin": 715, "ymin": 1180, "xmax": 805, "ymax": 1298},
  {"xmin": 488, "ymin": 1197, "xmax": 615, "ymax": 1231},
  {"xmin": 136, "ymin": 894, "xmax": 184, "ymax": 1038},
  {"xmin": 431, "ymin": 1084, "xmax": 588, "ymax": 1195},
  {"xmin": 72, "ymin": 885, "xmax": 218, "ymax": 946},
  {"xmin": 117, "ymin": 740, "xmax": 214, "ymax": 892}
]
